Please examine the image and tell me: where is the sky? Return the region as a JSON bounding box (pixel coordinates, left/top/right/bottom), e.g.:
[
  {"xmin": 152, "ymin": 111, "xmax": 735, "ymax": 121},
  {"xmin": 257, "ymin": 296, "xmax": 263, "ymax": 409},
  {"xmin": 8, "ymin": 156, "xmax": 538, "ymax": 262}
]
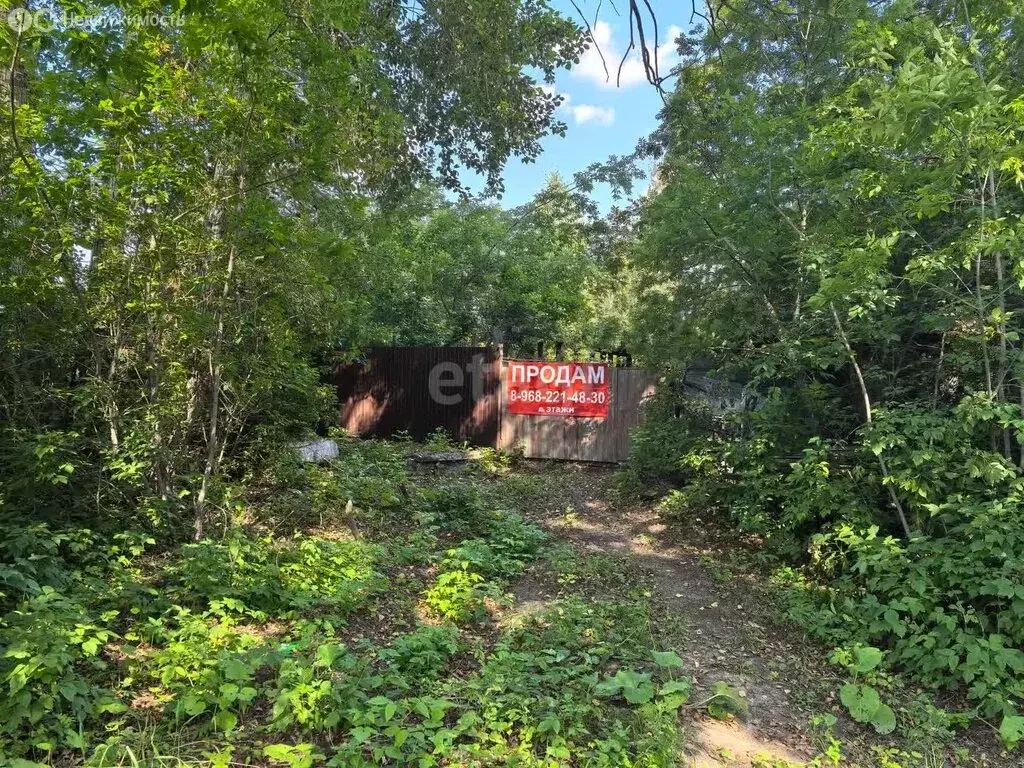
[{"xmin": 478, "ymin": 0, "xmax": 690, "ymax": 210}]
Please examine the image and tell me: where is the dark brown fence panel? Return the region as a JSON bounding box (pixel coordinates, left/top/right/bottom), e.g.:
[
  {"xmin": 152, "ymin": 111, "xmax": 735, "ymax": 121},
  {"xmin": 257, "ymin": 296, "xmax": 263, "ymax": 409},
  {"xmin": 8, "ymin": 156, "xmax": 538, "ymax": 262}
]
[
  {"xmin": 497, "ymin": 364, "xmax": 656, "ymax": 462},
  {"xmin": 336, "ymin": 347, "xmax": 501, "ymax": 445}
]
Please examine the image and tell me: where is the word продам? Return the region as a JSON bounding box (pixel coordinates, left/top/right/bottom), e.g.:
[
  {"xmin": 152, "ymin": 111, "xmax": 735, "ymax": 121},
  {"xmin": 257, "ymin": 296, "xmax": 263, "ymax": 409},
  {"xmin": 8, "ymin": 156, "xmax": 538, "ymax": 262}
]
[{"xmin": 506, "ymin": 362, "xmax": 609, "ymax": 418}]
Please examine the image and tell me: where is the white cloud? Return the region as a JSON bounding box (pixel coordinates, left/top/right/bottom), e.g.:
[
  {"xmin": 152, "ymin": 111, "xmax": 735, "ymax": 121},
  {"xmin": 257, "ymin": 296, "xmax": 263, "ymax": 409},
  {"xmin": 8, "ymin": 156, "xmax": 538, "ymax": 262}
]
[
  {"xmin": 573, "ymin": 21, "xmax": 682, "ymax": 89},
  {"xmin": 540, "ymin": 84, "xmax": 613, "ymax": 126},
  {"xmin": 572, "ymin": 104, "xmax": 615, "ymax": 125}
]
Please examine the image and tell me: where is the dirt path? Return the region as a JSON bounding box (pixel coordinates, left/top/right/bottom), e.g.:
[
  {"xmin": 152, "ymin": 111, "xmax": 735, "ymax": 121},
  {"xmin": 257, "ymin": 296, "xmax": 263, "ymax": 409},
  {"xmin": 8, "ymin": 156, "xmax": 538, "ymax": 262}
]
[{"xmin": 517, "ymin": 463, "xmax": 829, "ymax": 768}]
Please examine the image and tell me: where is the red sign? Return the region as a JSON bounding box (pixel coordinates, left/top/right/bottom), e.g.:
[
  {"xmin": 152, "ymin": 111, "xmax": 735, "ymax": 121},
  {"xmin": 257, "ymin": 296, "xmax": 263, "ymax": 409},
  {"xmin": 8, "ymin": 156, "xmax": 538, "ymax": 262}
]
[{"xmin": 506, "ymin": 361, "xmax": 609, "ymax": 418}]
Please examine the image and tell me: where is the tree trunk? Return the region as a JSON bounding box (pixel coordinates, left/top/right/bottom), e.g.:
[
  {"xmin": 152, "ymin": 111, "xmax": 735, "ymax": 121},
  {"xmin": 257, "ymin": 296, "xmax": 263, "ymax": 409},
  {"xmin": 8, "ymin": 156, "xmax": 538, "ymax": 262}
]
[
  {"xmin": 194, "ymin": 244, "xmax": 235, "ymax": 540},
  {"xmin": 831, "ymin": 303, "xmax": 913, "ymax": 538}
]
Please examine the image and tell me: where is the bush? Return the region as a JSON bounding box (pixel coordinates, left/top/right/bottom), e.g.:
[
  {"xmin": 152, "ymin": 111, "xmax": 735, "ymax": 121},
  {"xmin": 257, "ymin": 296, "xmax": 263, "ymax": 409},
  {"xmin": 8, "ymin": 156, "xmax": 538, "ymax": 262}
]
[
  {"xmin": 172, "ymin": 533, "xmax": 386, "ymax": 616},
  {"xmin": 423, "ymin": 567, "xmax": 501, "ymax": 623},
  {"xmin": 797, "ymin": 499, "xmax": 1024, "ymax": 719},
  {"xmin": 614, "ymin": 391, "xmax": 718, "ymax": 492},
  {"xmin": 280, "ymin": 536, "xmax": 386, "ymax": 610},
  {"xmin": 655, "ymin": 434, "xmax": 875, "ymax": 557},
  {"xmin": 422, "ymin": 505, "xmax": 546, "ymax": 623},
  {"xmin": 441, "ymin": 515, "xmax": 546, "ymax": 580},
  {"xmin": 644, "ymin": 390, "xmax": 1024, "ymax": 735},
  {"xmin": 250, "ymin": 437, "xmax": 412, "ymax": 531},
  {"xmin": 135, "ymin": 608, "xmax": 276, "ymax": 732},
  {"xmin": 449, "ymin": 598, "xmax": 688, "ymax": 765},
  {"xmin": 419, "ymin": 485, "xmax": 500, "ymax": 538},
  {"xmin": 0, "ymin": 522, "xmax": 98, "ymax": 608},
  {"xmin": 330, "ymin": 438, "xmax": 411, "ymax": 514},
  {"xmin": 0, "ymin": 588, "xmax": 119, "ymax": 757},
  {"xmin": 0, "ymin": 429, "xmax": 88, "ymax": 523},
  {"xmin": 269, "ymin": 640, "xmax": 369, "ymax": 732},
  {"xmin": 377, "ymin": 625, "xmax": 460, "ymax": 683}
]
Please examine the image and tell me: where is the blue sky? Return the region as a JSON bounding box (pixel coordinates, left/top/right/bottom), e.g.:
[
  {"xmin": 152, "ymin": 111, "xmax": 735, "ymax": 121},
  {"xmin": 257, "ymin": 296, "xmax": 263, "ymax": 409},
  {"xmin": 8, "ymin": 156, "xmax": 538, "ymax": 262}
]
[{"xmin": 484, "ymin": 0, "xmax": 690, "ymax": 210}]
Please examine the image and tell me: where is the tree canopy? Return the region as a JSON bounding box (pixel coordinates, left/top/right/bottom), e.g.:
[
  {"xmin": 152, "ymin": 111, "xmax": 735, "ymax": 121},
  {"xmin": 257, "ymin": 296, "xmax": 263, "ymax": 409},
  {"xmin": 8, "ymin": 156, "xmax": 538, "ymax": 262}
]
[{"xmin": 1, "ymin": 0, "xmax": 591, "ymax": 534}]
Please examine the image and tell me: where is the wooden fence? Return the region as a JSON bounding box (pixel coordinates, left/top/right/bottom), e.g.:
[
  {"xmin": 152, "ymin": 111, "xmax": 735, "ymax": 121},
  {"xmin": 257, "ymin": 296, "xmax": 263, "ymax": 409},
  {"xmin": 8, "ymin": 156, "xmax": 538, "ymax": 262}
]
[
  {"xmin": 496, "ymin": 363, "xmax": 656, "ymax": 462},
  {"xmin": 336, "ymin": 347, "xmax": 655, "ymax": 462}
]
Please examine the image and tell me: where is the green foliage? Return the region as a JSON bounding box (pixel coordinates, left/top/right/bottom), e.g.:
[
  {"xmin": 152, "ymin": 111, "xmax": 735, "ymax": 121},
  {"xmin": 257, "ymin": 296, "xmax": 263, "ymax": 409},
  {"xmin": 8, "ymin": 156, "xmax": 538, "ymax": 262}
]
[
  {"xmin": 0, "ymin": 0, "xmax": 587, "ymax": 537},
  {"xmin": 421, "ymin": 494, "xmax": 545, "ymax": 623},
  {"xmin": 135, "ymin": 609, "xmax": 271, "ymax": 731},
  {"xmin": 268, "ymin": 639, "xmax": 379, "ymax": 732},
  {"xmin": 442, "ymin": 521, "xmax": 547, "ymax": 580},
  {"xmin": 0, "ymin": 589, "xmax": 119, "ymax": 754},
  {"xmin": 12, "ymin": 0, "xmax": 1024, "ymax": 759},
  {"xmin": 0, "ymin": 430, "xmax": 85, "ymax": 521},
  {"xmin": 647, "ymin": 430, "xmax": 875, "ymax": 558},
  {"xmin": 422, "ymin": 567, "xmax": 498, "ymax": 623},
  {"xmin": 798, "ymin": 502, "xmax": 1024, "ymax": 719},
  {"xmin": 0, "ymin": 0, "xmax": 651, "ymax": 760},
  {"xmin": 0, "ymin": 433, "xmax": 699, "ymax": 765},
  {"xmin": 1000, "ymin": 714, "xmax": 1024, "ymax": 751},
  {"xmin": 264, "ymin": 743, "xmax": 322, "ymax": 768},
  {"xmin": 839, "ymin": 684, "xmax": 896, "ymax": 734},
  {"xmin": 594, "ymin": 658, "xmax": 692, "ymax": 711},
  {"xmin": 447, "ymin": 598, "xmax": 688, "ymax": 765},
  {"xmin": 865, "ymin": 398, "xmax": 1024, "ymax": 522},
  {"xmin": 376, "ymin": 625, "xmax": 460, "ymax": 685},
  {"xmin": 0, "ymin": 522, "xmax": 98, "ymax": 606},
  {"xmin": 423, "ymin": 428, "xmax": 460, "ymax": 453},
  {"xmin": 359, "ymin": 178, "xmax": 601, "ymax": 354},
  {"xmin": 473, "ymin": 447, "xmax": 515, "ymax": 476},
  {"xmin": 614, "ymin": 392, "xmax": 719, "ymax": 493},
  {"xmin": 325, "ymin": 438, "xmax": 413, "ymax": 521},
  {"xmin": 659, "ymin": 402, "xmax": 1024, "ymax": 730},
  {"xmin": 830, "ymin": 645, "xmax": 896, "ymax": 735},
  {"xmin": 631, "ymin": 0, "xmax": 1024, "ymax": 750},
  {"xmin": 594, "ymin": 669, "xmax": 654, "ymax": 704},
  {"xmin": 419, "ymin": 485, "xmax": 501, "ymax": 538},
  {"xmin": 172, "ymin": 533, "xmax": 386, "ymax": 616}
]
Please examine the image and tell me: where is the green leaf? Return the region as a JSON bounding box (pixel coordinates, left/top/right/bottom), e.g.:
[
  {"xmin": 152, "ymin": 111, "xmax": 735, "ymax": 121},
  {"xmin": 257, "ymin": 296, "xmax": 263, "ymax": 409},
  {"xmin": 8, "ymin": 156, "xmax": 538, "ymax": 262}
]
[
  {"xmin": 221, "ymin": 658, "xmax": 250, "ymax": 680},
  {"xmin": 594, "ymin": 677, "xmax": 623, "ymax": 697},
  {"xmin": 652, "ymin": 650, "xmax": 686, "ymax": 668},
  {"xmin": 595, "ymin": 669, "xmax": 654, "ymax": 704},
  {"xmin": 660, "ymin": 679, "xmax": 693, "ymax": 696},
  {"xmin": 180, "ymin": 694, "xmax": 208, "ymax": 717},
  {"xmin": 658, "ymin": 678, "xmax": 693, "ymax": 708},
  {"xmin": 999, "ymin": 714, "xmax": 1024, "ymax": 750},
  {"xmin": 65, "ymin": 730, "xmax": 87, "ymax": 749},
  {"xmin": 623, "ymin": 680, "xmax": 655, "ymax": 704},
  {"xmin": 871, "ymin": 703, "xmax": 896, "ymax": 734},
  {"xmin": 706, "ymin": 681, "xmax": 747, "ymax": 719},
  {"xmin": 538, "ymin": 715, "xmax": 561, "ymax": 734},
  {"xmin": 853, "ymin": 646, "xmax": 884, "ymax": 673},
  {"xmin": 840, "ymin": 683, "xmax": 881, "ymax": 723},
  {"xmin": 316, "ymin": 643, "xmax": 345, "ymax": 668},
  {"xmin": 264, "ymin": 744, "xmax": 316, "ymax": 768},
  {"xmin": 351, "ymin": 726, "xmax": 375, "ymax": 744},
  {"xmin": 214, "ymin": 710, "xmax": 238, "ymax": 735},
  {"xmin": 203, "ymin": 750, "xmax": 234, "ymax": 768},
  {"xmin": 97, "ymin": 700, "xmax": 129, "ymax": 714}
]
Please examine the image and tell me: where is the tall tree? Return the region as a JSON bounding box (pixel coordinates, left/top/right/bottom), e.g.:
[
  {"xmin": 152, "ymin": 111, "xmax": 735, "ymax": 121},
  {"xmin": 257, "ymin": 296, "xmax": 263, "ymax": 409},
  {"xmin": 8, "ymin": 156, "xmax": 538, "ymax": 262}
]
[{"xmin": 0, "ymin": 0, "xmax": 584, "ymax": 533}]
